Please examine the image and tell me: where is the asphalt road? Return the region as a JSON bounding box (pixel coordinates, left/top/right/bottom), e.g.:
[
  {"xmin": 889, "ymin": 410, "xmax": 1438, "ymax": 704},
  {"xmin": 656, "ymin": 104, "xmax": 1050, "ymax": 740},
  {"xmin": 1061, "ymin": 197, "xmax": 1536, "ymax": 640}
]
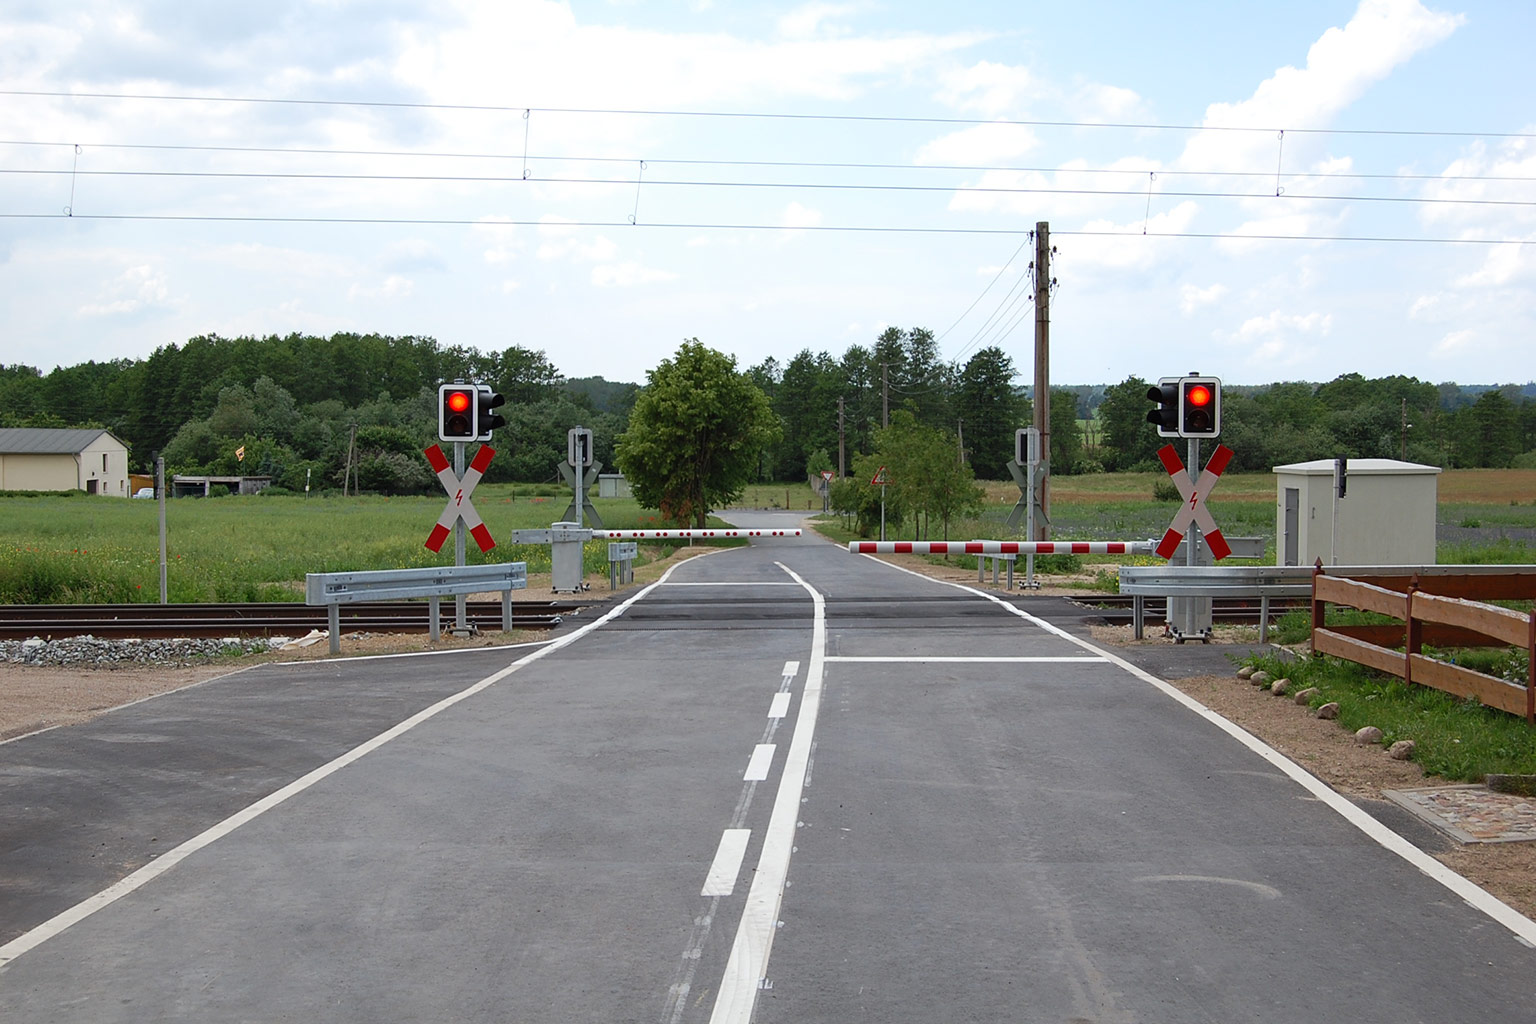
[{"xmin": 3, "ymin": 512, "xmax": 1535, "ymax": 1022}]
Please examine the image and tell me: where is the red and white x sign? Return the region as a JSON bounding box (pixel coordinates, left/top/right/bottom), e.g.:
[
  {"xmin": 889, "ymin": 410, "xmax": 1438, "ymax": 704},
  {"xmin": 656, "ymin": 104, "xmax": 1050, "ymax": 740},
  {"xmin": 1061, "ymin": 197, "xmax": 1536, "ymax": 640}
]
[
  {"xmin": 423, "ymin": 444, "xmax": 496, "ymax": 553},
  {"xmin": 1156, "ymin": 443, "xmax": 1233, "ymax": 561}
]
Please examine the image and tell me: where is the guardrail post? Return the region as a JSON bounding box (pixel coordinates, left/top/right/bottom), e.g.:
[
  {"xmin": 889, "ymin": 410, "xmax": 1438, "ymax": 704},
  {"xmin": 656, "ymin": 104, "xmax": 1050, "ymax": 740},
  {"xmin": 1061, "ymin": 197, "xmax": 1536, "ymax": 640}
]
[
  {"xmin": 1259, "ymin": 595, "xmax": 1270, "ymax": 644},
  {"xmin": 328, "ymin": 603, "xmax": 341, "ymax": 656},
  {"xmin": 1133, "ymin": 594, "xmax": 1144, "ymax": 640},
  {"xmin": 429, "ymin": 595, "xmax": 441, "ymax": 643}
]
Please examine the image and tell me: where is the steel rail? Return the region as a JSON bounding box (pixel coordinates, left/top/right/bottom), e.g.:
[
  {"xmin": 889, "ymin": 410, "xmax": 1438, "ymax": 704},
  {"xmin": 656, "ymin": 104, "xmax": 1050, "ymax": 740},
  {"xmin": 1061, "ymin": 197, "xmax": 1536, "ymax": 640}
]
[{"xmin": 0, "ymin": 601, "xmax": 586, "ymax": 640}]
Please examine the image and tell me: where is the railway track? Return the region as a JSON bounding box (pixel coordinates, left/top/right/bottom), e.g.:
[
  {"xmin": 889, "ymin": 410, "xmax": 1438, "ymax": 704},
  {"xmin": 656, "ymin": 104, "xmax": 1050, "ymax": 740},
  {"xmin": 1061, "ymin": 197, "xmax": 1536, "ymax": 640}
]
[{"xmin": 0, "ymin": 600, "xmax": 591, "ymax": 640}]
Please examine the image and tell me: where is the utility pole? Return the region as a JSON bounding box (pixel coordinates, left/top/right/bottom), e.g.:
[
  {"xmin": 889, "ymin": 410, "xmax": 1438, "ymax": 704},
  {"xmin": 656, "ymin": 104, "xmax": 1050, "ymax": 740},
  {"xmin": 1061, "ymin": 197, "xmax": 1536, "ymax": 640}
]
[
  {"xmin": 837, "ymin": 396, "xmax": 846, "ymax": 478},
  {"xmin": 957, "ymin": 418, "xmax": 965, "ymax": 465},
  {"xmin": 1032, "ymin": 221, "xmax": 1052, "ymax": 541},
  {"xmin": 881, "ymin": 362, "xmax": 890, "ymax": 429},
  {"xmin": 344, "ymin": 423, "xmax": 357, "ymax": 497}
]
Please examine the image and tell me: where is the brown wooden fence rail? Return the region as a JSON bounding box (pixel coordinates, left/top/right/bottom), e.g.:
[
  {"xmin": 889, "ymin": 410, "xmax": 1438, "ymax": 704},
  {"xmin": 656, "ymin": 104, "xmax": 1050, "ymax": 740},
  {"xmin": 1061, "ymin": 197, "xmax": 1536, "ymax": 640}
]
[{"xmin": 1310, "ymin": 563, "xmax": 1536, "ymax": 722}]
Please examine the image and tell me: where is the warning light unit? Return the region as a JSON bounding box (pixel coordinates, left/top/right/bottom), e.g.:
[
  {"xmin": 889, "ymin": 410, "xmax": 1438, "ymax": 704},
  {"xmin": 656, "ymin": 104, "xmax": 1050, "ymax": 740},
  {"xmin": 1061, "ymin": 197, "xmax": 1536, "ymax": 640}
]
[{"xmin": 1148, "ymin": 374, "xmax": 1221, "ymax": 439}]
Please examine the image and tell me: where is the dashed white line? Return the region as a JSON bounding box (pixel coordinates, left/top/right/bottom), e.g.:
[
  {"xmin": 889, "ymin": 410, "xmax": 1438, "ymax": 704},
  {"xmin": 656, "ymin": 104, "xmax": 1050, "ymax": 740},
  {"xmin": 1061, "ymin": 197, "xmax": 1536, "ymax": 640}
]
[
  {"xmin": 768, "ymin": 692, "xmax": 792, "ymax": 719},
  {"xmin": 743, "ymin": 744, "xmax": 776, "ymax": 782},
  {"xmin": 702, "ymin": 830, "xmax": 753, "ymax": 897}
]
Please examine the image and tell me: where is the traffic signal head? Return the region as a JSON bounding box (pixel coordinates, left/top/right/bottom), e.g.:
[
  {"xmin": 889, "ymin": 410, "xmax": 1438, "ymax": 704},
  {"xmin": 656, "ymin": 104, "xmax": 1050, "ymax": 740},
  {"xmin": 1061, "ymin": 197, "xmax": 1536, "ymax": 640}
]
[
  {"xmin": 438, "ymin": 384, "xmax": 478, "ymax": 442},
  {"xmin": 1146, "ymin": 379, "xmax": 1180, "ymax": 437},
  {"xmin": 476, "ymin": 387, "xmax": 506, "ymax": 441},
  {"xmin": 1179, "ymin": 377, "xmax": 1221, "ymax": 436}
]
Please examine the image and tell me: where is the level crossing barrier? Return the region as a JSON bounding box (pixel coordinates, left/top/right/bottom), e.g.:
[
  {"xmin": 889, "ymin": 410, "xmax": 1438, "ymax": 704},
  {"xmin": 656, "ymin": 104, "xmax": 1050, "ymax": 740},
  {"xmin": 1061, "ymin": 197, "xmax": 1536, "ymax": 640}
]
[
  {"xmin": 305, "ymin": 562, "xmax": 527, "ymax": 654},
  {"xmin": 848, "ymin": 540, "xmax": 1155, "ymax": 556}
]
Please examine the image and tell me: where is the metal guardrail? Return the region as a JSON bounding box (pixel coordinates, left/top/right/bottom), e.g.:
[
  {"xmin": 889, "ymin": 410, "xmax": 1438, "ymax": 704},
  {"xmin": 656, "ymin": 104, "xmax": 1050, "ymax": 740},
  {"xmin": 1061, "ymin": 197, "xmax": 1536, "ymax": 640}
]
[
  {"xmin": 1119, "ymin": 565, "xmax": 1315, "ymax": 642},
  {"xmin": 305, "ymin": 563, "xmax": 527, "ymax": 654},
  {"xmin": 608, "ymin": 542, "xmax": 637, "ymax": 590}
]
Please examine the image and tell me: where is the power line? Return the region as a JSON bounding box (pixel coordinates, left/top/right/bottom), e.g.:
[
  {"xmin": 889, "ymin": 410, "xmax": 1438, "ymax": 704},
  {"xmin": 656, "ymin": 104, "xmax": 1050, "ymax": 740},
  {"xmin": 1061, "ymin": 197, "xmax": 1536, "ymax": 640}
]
[
  {"xmin": 3, "ymin": 210, "xmax": 1532, "ymax": 245},
  {"xmin": 7, "ymin": 167, "xmax": 1530, "ymax": 208},
  {"xmin": 3, "ymin": 138, "xmax": 1531, "ymax": 184},
  {"xmin": 5, "ymin": 89, "xmax": 1532, "ymax": 139}
]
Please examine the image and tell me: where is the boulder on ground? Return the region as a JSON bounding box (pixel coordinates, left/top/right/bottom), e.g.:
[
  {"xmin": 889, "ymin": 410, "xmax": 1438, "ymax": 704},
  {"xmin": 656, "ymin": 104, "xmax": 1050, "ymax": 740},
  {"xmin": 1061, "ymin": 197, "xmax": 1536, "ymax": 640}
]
[
  {"xmin": 1354, "ymin": 726, "xmax": 1384, "ymax": 745},
  {"xmin": 1315, "ymin": 702, "xmax": 1340, "ymax": 720},
  {"xmin": 1270, "ymin": 678, "xmax": 1291, "ymax": 696},
  {"xmin": 1388, "ymin": 740, "xmax": 1416, "ymax": 761},
  {"xmin": 1294, "ymin": 687, "xmax": 1320, "ymax": 705},
  {"xmin": 1237, "ymin": 666, "xmax": 1255, "ymax": 680}
]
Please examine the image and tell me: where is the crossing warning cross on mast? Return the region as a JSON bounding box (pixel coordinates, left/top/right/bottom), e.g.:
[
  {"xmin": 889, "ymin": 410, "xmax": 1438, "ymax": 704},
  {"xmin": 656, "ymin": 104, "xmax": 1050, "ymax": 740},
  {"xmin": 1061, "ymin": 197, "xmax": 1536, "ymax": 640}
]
[
  {"xmin": 1156, "ymin": 443, "xmax": 1233, "ymax": 561},
  {"xmin": 423, "ymin": 443, "xmax": 496, "ymax": 553}
]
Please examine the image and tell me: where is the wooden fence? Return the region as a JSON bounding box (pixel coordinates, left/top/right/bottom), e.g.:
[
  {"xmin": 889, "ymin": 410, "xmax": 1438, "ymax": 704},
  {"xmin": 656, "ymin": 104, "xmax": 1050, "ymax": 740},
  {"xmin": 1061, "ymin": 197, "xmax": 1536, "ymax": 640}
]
[{"xmin": 1310, "ymin": 564, "xmax": 1536, "ymax": 722}]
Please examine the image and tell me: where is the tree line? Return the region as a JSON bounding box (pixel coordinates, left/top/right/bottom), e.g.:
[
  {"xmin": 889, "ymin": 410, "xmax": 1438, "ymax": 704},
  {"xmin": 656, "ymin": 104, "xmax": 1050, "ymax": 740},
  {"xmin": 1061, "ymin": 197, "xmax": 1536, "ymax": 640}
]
[{"xmin": 2, "ymin": 331, "xmax": 1533, "ymax": 501}]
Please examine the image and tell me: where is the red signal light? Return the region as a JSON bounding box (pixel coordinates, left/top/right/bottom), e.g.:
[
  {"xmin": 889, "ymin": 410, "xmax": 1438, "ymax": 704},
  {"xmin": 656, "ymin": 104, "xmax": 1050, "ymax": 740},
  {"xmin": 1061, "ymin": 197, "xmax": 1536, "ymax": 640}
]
[
  {"xmin": 1187, "ymin": 384, "xmax": 1212, "ymax": 407},
  {"xmin": 446, "ymin": 391, "xmax": 471, "ymax": 413}
]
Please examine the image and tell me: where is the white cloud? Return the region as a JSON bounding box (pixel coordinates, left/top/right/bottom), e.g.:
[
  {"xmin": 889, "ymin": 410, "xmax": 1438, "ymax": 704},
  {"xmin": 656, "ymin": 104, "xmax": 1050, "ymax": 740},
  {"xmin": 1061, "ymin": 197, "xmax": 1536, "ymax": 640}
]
[
  {"xmin": 537, "ymin": 234, "xmax": 620, "ymax": 263},
  {"xmin": 1228, "ymin": 309, "xmax": 1333, "ymax": 366},
  {"xmin": 915, "ymin": 123, "xmax": 1038, "ymax": 165},
  {"xmin": 1068, "ymin": 200, "xmax": 1201, "ymax": 270},
  {"xmin": 1180, "ymin": 283, "xmax": 1227, "ymax": 314},
  {"xmin": 777, "ymin": 3, "xmax": 860, "ymax": 40},
  {"xmin": 1455, "ymin": 243, "xmax": 1526, "ymax": 288},
  {"xmin": 77, "ymin": 264, "xmax": 176, "ymax": 318},
  {"xmin": 347, "ymin": 274, "xmax": 414, "ymax": 301},
  {"xmin": 782, "ymin": 201, "xmax": 824, "ymax": 233},
  {"xmin": 934, "ymin": 61, "xmax": 1037, "ymax": 118},
  {"xmin": 1177, "ymin": 0, "xmax": 1461, "ymax": 176},
  {"xmin": 1434, "ymin": 329, "xmax": 1474, "ymax": 354},
  {"xmin": 591, "ymin": 261, "xmax": 677, "ymax": 287}
]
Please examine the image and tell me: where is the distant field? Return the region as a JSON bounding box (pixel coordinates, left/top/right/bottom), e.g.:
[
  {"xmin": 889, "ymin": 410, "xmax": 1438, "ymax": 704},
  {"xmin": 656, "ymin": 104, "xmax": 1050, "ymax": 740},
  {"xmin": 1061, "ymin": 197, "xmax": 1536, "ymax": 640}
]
[{"xmin": 2, "ymin": 469, "xmax": 1531, "ymax": 603}]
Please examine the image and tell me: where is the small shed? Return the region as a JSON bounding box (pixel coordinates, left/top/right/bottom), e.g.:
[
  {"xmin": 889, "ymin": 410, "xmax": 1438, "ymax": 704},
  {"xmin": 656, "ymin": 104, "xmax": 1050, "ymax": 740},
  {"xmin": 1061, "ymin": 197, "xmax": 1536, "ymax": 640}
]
[
  {"xmin": 598, "ymin": 473, "xmax": 631, "ymax": 499},
  {"xmin": 1273, "ymin": 458, "xmax": 1440, "ymax": 567},
  {"xmin": 0, "ymin": 428, "xmax": 131, "ymax": 495}
]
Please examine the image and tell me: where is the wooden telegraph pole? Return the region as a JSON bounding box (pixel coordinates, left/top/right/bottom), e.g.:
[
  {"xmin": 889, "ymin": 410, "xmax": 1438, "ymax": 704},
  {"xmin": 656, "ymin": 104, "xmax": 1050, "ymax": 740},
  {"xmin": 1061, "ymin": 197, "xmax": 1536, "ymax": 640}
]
[{"xmin": 1033, "ymin": 222, "xmax": 1051, "ymax": 541}]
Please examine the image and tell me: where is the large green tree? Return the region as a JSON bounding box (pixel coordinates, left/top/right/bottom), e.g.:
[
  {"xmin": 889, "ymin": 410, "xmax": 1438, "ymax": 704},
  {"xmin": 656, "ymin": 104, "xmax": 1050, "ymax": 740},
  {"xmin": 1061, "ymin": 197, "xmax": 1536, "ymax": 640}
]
[
  {"xmin": 616, "ymin": 340, "xmax": 781, "ymax": 527},
  {"xmin": 955, "ymin": 346, "xmax": 1022, "ymax": 480}
]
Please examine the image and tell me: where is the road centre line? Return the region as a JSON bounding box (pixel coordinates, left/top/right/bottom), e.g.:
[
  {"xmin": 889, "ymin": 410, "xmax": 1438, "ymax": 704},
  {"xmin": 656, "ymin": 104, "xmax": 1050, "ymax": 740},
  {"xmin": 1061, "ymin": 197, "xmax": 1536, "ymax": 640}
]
[
  {"xmin": 702, "ymin": 830, "xmax": 753, "ymax": 898},
  {"xmin": 768, "ymin": 692, "xmax": 792, "ymax": 718},
  {"xmin": 708, "ymin": 562, "xmax": 827, "ymax": 1024},
  {"xmin": 857, "ymin": 552, "xmax": 1536, "ymax": 949},
  {"xmin": 0, "ymin": 551, "xmax": 721, "ymax": 971},
  {"xmin": 743, "ymin": 744, "xmax": 776, "ymax": 781},
  {"xmin": 825, "ymin": 655, "xmax": 1106, "ymax": 663}
]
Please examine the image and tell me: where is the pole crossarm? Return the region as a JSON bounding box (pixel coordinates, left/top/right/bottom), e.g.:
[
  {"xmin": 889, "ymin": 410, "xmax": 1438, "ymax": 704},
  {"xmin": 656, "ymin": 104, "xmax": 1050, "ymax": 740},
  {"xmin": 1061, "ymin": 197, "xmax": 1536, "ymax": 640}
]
[{"xmin": 849, "ymin": 540, "xmax": 1154, "ymax": 555}]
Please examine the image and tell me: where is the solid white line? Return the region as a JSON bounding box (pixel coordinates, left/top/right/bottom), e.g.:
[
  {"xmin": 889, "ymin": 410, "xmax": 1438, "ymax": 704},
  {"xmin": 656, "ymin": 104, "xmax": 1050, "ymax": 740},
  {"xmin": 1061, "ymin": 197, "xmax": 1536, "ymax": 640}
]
[
  {"xmin": 0, "ymin": 552, "xmax": 717, "ymax": 970},
  {"xmin": 743, "ymin": 744, "xmax": 776, "ymax": 782},
  {"xmin": 709, "ymin": 562, "xmax": 827, "ymax": 1024},
  {"xmin": 825, "ymin": 655, "xmax": 1106, "ymax": 664},
  {"xmin": 659, "ymin": 582, "xmax": 801, "ymax": 587},
  {"xmin": 858, "ymin": 553, "xmax": 1536, "ymax": 948},
  {"xmin": 767, "ymin": 693, "xmax": 792, "ymax": 719},
  {"xmin": 701, "ymin": 829, "xmax": 752, "ymax": 897}
]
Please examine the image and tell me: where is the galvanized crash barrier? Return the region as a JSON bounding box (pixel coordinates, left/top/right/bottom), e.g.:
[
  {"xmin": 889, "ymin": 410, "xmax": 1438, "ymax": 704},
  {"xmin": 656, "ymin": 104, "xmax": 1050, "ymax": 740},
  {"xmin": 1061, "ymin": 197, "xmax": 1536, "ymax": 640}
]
[
  {"xmin": 608, "ymin": 541, "xmax": 637, "ymax": 590},
  {"xmin": 979, "ymin": 553, "xmax": 1017, "ymax": 589},
  {"xmin": 1118, "ymin": 565, "xmax": 1314, "ymax": 643},
  {"xmin": 305, "ymin": 562, "xmax": 527, "ymax": 654}
]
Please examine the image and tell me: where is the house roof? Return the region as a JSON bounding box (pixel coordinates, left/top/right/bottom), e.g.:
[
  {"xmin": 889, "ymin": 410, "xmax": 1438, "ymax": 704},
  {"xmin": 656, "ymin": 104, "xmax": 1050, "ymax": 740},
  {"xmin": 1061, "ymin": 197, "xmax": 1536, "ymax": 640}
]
[{"xmin": 0, "ymin": 428, "xmax": 124, "ymax": 455}]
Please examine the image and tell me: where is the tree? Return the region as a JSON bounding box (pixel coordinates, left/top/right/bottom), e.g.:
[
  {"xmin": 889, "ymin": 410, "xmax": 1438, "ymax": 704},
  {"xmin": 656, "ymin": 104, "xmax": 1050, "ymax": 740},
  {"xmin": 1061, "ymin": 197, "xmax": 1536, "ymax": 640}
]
[
  {"xmin": 955, "ymin": 346, "xmax": 1022, "ymax": 480},
  {"xmin": 616, "ymin": 340, "xmax": 781, "ymax": 527},
  {"xmin": 1097, "ymin": 376, "xmax": 1163, "ymax": 471}
]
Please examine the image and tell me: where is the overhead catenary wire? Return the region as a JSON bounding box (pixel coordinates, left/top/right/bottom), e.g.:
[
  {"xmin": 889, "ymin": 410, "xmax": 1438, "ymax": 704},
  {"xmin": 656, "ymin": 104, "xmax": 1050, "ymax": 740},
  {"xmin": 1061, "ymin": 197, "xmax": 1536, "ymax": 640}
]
[{"xmin": 4, "ymin": 89, "xmax": 1533, "ymax": 140}]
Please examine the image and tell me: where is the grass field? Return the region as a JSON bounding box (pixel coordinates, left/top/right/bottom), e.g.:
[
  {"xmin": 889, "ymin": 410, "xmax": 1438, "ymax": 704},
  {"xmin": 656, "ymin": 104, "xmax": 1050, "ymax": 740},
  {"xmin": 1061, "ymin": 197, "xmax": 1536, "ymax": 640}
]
[
  {"xmin": 2, "ymin": 470, "xmax": 1531, "ymax": 603},
  {"xmin": 0, "ymin": 487, "xmax": 716, "ymax": 603}
]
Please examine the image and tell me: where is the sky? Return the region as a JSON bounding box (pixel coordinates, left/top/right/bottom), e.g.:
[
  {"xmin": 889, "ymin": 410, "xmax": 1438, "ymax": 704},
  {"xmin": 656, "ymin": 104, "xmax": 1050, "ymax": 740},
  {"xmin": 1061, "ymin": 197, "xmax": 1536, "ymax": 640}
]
[{"xmin": 1, "ymin": 0, "xmax": 1533, "ymax": 388}]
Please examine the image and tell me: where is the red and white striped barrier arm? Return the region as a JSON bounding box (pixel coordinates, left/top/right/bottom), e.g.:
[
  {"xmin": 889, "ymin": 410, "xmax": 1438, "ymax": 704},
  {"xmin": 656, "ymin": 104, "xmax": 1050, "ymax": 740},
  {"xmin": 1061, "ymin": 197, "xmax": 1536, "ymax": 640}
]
[
  {"xmin": 595, "ymin": 529, "xmax": 802, "ymax": 539},
  {"xmin": 847, "ymin": 540, "xmax": 1155, "ymax": 555}
]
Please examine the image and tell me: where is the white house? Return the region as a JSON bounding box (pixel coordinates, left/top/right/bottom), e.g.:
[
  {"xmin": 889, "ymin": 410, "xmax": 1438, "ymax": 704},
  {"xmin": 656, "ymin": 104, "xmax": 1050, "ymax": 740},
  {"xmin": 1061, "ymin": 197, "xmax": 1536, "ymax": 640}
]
[{"xmin": 0, "ymin": 428, "xmax": 133, "ymax": 496}]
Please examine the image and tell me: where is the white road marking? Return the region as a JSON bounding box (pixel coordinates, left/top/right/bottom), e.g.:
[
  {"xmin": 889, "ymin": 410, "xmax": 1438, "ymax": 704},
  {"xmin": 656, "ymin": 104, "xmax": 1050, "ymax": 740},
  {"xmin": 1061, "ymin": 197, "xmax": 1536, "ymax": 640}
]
[
  {"xmin": 768, "ymin": 693, "xmax": 792, "ymax": 719},
  {"xmin": 782, "ymin": 660, "xmax": 800, "ymax": 679},
  {"xmin": 743, "ymin": 744, "xmax": 776, "ymax": 781},
  {"xmin": 0, "ymin": 553, "xmax": 718, "ymax": 970},
  {"xmin": 859, "ymin": 552, "xmax": 1536, "ymax": 949},
  {"xmin": 659, "ymin": 581, "xmax": 801, "ymax": 586},
  {"xmin": 702, "ymin": 830, "xmax": 753, "ymax": 897},
  {"xmin": 708, "ymin": 562, "xmax": 827, "ymax": 1024},
  {"xmin": 825, "ymin": 655, "xmax": 1105, "ymax": 663}
]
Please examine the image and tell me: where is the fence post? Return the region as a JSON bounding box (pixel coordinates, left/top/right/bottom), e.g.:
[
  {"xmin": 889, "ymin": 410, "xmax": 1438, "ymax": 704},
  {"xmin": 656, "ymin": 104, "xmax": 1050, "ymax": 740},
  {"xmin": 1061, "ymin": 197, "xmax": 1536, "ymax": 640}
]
[
  {"xmin": 1404, "ymin": 575, "xmax": 1421, "ymax": 688},
  {"xmin": 1310, "ymin": 559, "xmax": 1326, "ymax": 657},
  {"xmin": 1527, "ymin": 609, "xmax": 1535, "ymax": 724}
]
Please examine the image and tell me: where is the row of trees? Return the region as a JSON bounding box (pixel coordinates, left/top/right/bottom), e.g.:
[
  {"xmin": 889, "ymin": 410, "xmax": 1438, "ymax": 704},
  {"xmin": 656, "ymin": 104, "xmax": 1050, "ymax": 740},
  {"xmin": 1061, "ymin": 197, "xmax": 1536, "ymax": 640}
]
[{"xmin": 4, "ymin": 332, "xmax": 1535, "ymax": 506}]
